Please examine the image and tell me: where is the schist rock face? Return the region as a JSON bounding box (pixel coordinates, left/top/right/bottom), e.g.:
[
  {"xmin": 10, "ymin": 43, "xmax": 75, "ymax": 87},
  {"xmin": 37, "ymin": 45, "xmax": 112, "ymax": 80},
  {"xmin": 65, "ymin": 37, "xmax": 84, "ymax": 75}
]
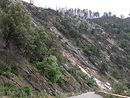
[{"xmin": 0, "ymin": 0, "xmax": 130, "ymax": 97}]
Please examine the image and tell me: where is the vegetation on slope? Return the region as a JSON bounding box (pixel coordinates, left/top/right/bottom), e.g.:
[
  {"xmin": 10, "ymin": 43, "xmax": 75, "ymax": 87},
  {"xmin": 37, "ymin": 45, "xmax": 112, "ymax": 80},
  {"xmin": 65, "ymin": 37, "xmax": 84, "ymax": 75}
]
[
  {"xmin": 24, "ymin": 2, "xmax": 130, "ymax": 95},
  {"xmin": 32, "ymin": 7, "xmax": 130, "ymax": 95},
  {"xmin": 0, "ymin": 0, "xmax": 64, "ymax": 97},
  {"xmin": 0, "ymin": 0, "xmax": 63, "ymax": 82},
  {"xmin": 26, "ymin": 4, "xmax": 99, "ymax": 93},
  {"xmin": 1, "ymin": 0, "xmax": 130, "ymax": 97},
  {"xmin": 0, "ymin": 0, "xmax": 97, "ymax": 97}
]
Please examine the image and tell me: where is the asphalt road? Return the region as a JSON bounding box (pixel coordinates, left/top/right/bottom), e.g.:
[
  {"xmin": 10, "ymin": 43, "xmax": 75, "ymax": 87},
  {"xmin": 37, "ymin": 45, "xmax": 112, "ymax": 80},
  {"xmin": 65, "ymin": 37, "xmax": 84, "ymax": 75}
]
[{"xmin": 69, "ymin": 92, "xmax": 104, "ymax": 98}]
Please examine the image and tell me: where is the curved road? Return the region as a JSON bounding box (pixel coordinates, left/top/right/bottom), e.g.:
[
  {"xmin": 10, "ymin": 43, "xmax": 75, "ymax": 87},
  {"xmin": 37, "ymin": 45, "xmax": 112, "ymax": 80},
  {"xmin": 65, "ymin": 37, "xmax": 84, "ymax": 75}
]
[{"xmin": 69, "ymin": 92, "xmax": 104, "ymax": 98}]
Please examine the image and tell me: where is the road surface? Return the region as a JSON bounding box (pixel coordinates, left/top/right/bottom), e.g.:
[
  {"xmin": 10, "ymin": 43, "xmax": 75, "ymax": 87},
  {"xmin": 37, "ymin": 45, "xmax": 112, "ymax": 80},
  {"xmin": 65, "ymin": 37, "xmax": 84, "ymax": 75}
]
[{"xmin": 69, "ymin": 92, "xmax": 104, "ymax": 98}]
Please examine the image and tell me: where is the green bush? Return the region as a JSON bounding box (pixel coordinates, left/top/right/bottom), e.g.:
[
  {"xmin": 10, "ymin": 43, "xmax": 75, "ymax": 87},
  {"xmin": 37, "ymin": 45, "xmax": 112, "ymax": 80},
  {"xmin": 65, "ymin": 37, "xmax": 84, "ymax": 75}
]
[
  {"xmin": 99, "ymin": 63, "xmax": 108, "ymax": 74},
  {"xmin": 34, "ymin": 55, "xmax": 63, "ymax": 83},
  {"xmin": 0, "ymin": 65, "xmax": 10, "ymax": 75},
  {"xmin": 0, "ymin": 0, "xmax": 33, "ymax": 47},
  {"xmin": 112, "ymin": 81, "xmax": 130, "ymax": 96},
  {"xmin": 0, "ymin": 81, "xmax": 54, "ymax": 98},
  {"xmin": 0, "ymin": 0, "xmax": 62, "ymax": 63},
  {"xmin": 0, "ymin": 82, "xmax": 32, "ymax": 98},
  {"xmin": 0, "ymin": 60, "xmax": 18, "ymax": 75}
]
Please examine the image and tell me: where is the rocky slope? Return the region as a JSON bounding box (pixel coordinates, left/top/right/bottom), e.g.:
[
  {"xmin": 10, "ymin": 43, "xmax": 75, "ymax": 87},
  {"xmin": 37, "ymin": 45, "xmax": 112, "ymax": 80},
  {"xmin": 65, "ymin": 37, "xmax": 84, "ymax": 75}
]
[
  {"xmin": 0, "ymin": 0, "xmax": 130, "ymax": 97},
  {"xmin": 24, "ymin": 2, "xmax": 130, "ymax": 96}
]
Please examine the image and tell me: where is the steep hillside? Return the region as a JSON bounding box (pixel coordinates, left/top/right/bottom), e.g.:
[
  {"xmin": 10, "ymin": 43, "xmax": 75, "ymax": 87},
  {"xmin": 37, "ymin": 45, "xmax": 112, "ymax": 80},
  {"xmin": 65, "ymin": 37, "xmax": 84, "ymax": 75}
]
[
  {"xmin": 0, "ymin": 0, "xmax": 61, "ymax": 97},
  {"xmin": 0, "ymin": 0, "xmax": 130, "ymax": 97},
  {"xmin": 90, "ymin": 17, "xmax": 130, "ymax": 34},
  {"xmin": 24, "ymin": 3, "xmax": 130, "ymax": 96}
]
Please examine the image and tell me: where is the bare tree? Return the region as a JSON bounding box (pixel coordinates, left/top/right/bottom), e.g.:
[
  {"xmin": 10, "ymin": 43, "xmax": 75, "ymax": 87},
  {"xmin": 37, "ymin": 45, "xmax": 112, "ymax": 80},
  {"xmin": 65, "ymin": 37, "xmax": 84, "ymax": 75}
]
[
  {"xmin": 84, "ymin": 9, "xmax": 88, "ymax": 19},
  {"xmin": 103, "ymin": 12, "xmax": 109, "ymax": 17},
  {"xmin": 30, "ymin": 0, "xmax": 34, "ymax": 4},
  {"xmin": 120, "ymin": 14, "xmax": 125, "ymax": 19},
  {"xmin": 89, "ymin": 10, "xmax": 92, "ymax": 18}
]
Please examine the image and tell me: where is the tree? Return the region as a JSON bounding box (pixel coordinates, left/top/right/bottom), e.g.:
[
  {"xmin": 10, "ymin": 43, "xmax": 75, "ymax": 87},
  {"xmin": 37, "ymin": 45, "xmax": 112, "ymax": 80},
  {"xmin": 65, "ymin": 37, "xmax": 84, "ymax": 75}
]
[
  {"xmin": 108, "ymin": 12, "xmax": 112, "ymax": 17},
  {"xmin": 77, "ymin": 8, "xmax": 81, "ymax": 18},
  {"xmin": 0, "ymin": 0, "xmax": 32, "ymax": 48},
  {"xmin": 113, "ymin": 14, "xmax": 117, "ymax": 17},
  {"xmin": 74, "ymin": 8, "xmax": 77, "ymax": 16},
  {"xmin": 99, "ymin": 63, "xmax": 108, "ymax": 74},
  {"xmin": 89, "ymin": 10, "xmax": 92, "ymax": 18},
  {"xmin": 93, "ymin": 12, "xmax": 100, "ymax": 18},
  {"xmin": 103, "ymin": 12, "xmax": 109, "ymax": 17},
  {"xmin": 84, "ymin": 9, "xmax": 88, "ymax": 19},
  {"xmin": 120, "ymin": 14, "xmax": 125, "ymax": 19}
]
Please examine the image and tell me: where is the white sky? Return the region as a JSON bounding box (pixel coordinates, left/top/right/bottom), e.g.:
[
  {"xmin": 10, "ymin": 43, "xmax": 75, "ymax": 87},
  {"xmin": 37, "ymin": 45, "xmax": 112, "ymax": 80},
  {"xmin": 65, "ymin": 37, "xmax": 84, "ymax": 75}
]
[{"xmin": 23, "ymin": 0, "xmax": 130, "ymax": 17}]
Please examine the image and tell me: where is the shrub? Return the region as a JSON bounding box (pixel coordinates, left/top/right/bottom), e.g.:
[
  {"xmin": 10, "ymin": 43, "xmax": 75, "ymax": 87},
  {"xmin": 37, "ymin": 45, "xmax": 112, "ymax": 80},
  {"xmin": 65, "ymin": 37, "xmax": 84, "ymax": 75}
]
[
  {"xmin": 0, "ymin": 81, "xmax": 54, "ymax": 98},
  {"xmin": 0, "ymin": 0, "xmax": 62, "ymax": 63},
  {"xmin": 0, "ymin": 60, "xmax": 19, "ymax": 75},
  {"xmin": 99, "ymin": 63, "xmax": 108, "ymax": 74},
  {"xmin": 34, "ymin": 55, "xmax": 63, "ymax": 83},
  {"xmin": 68, "ymin": 66, "xmax": 98, "ymax": 89},
  {"xmin": 0, "ymin": 0, "xmax": 33, "ymax": 48},
  {"xmin": 112, "ymin": 81, "xmax": 130, "ymax": 96},
  {"xmin": 0, "ymin": 82, "xmax": 32, "ymax": 98}
]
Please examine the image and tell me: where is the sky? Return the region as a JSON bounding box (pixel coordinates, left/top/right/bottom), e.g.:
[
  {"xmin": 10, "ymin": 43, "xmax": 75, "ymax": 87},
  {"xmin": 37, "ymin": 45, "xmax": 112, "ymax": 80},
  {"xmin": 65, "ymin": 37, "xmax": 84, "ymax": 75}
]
[{"xmin": 23, "ymin": 0, "xmax": 130, "ymax": 17}]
